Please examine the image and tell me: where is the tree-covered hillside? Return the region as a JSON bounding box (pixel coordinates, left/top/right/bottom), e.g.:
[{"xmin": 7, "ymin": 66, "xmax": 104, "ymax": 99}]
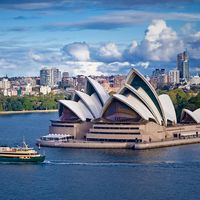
[
  {"xmin": 0, "ymin": 94, "xmax": 69, "ymax": 111},
  {"xmin": 159, "ymin": 89, "xmax": 200, "ymax": 122}
]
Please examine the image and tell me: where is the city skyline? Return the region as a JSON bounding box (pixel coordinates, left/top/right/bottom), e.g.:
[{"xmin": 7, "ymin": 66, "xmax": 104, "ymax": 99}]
[{"xmin": 0, "ymin": 0, "xmax": 200, "ymax": 77}]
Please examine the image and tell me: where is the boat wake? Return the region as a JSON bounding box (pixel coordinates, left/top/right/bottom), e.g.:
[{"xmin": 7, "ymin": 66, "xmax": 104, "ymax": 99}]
[
  {"xmin": 43, "ymin": 160, "xmax": 200, "ymax": 168},
  {"xmin": 43, "ymin": 160, "xmax": 141, "ymax": 167}
]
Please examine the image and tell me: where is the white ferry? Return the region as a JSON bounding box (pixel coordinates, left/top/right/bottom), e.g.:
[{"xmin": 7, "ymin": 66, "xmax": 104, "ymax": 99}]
[{"xmin": 0, "ymin": 141, "xmax": 45, "ymax": 163}]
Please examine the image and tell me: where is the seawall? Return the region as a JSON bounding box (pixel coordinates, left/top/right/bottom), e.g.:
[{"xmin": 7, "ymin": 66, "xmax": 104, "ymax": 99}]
[
  {"xmin": 38, "ymin": 140, "xmax": 134, "ymax": 149},
  {"xmin": 38, "ymin": 138, "xmax": 200, "ymax": 149},
  {"xmin": 0, "ymin": 110, "xmax": 58, "ymax": 115},
  {"xmin": 134, "ymin": 138, "xmax": 200, "ymax": 150}
]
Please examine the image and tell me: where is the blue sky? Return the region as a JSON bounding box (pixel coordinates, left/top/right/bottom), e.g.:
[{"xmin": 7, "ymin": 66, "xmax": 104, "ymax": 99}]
[{"xmin": 0, "ymin": 0, "xmax": 200, "ymax": 76}]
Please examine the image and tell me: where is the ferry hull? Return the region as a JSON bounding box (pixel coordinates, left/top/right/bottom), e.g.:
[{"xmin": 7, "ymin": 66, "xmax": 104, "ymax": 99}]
[{"xmin": 0, "ymin": 155, "xmax": 45, "ymax": 163}]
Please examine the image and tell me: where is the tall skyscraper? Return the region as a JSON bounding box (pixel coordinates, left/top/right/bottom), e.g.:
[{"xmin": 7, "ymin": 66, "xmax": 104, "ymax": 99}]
[
  {"xmin": 40, "ymin": 68, "xmax": 51, "ymax": 86},
  {"xmin": 177, "ymin": 51, "xmax": 190, "ymax": 82},
  {"xmin": 40, "ymin": 67, "xmax": 61, "ymax": 87},
  {"xmin": 51, "ymin": 68, "xmax": 61, "ymax": 86}
]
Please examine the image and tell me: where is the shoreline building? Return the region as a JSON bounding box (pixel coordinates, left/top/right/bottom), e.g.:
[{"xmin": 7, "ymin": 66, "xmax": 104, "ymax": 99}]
[
  {"xmin": 177, "ymin": 51, "xmax": 190, "ymax": 82},
  {"xmin": 46, "ymin": 68, "xmax": 200, "ymax": 146}
]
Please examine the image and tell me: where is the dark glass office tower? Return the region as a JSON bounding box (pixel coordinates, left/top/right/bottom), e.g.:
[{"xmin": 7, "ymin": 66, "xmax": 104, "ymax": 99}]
[{"xmin": 177, "ymin": 51, "xmax": 190, "ymax": 82}]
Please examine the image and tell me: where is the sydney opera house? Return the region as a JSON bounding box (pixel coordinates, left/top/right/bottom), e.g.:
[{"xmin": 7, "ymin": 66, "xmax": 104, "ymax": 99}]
[{"xmin": 48, "ymin": 68, "xmax": 200, "ymax": 147}]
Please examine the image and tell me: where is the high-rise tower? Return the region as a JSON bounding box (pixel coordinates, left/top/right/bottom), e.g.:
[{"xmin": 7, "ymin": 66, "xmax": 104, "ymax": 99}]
[
  {"xmin": 40, "ymin": 67, "xmax": 61, "ymax": 87},
  {"xmin": 177, "ymin": 51, "xmax": 190, "ymax": 82}
]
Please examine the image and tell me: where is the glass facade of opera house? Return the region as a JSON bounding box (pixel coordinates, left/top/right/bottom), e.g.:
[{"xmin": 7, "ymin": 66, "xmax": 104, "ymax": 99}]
[{"xmin": 48, "ymin": 69, "xmax": 200, "ymax": 143}]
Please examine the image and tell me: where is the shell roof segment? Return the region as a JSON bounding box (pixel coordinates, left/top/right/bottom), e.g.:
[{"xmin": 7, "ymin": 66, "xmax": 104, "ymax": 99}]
[
  {"xmin": 59, "ymin": 100, "xmax": 94, "ymax": 121},
  {"xmin": 73, "ymin": 91, "xmax": 102, "ymax": 118},
  {"xmin": 119, "ymin": 84, "xmax": 163, "ymax": 125},
  {"xmin": 102, "ymin": 93, "xmax": 156, "ymax": 122},
  {"xmin": 123, "ymin": 68, "xmax": 166, "ymax": 125},
  {"xmin": 86, "ymin": 77, "xmax": 110, "ymax": 106},
  {"xmin": 181, "ymin": 108, "xmax": 200, "ymax": 123},
  {"xmin": 159, "ymin": 94, "xmax": 177, "ymax": 125}
]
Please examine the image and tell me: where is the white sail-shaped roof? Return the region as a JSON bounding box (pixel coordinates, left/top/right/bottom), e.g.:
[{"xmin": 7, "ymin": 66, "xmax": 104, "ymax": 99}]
[
  {"xmin": 193, "ymin": 108, "xmax": 200, "ymax": 118},
  {"xmin": 86, "ymin": 77, "xmax": 109, "ymax": 106},
  {"xmin": 74, "ymin": 91, "xmax": 102, "ymax": 118},
  {"xmin": 159, "ymin": 94, "xmax": 177, "ymax": 125},
  {"xmin": 125, "ymin": 68, "xmax": 166, "ymax": 125},
  {"xmin": 119, "ymin": 84, "xmax": 163, "ymax": 125},
  {"xmin": 102, "ymin": 94, "xmax": 156, "ymax": 122},
  {"xmin": 181, "ymin": 109, "xmax": 200, "ymax": 123},
  {"xmin": 59, "ymin": 100, "xmax": 93, "ymax": 121},
  {"xmin": 90, "ymin": 93, "xmax": 103, "ymax": 112}
]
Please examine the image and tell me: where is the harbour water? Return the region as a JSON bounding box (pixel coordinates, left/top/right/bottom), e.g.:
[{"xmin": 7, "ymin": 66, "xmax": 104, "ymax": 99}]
[{"xmin": 0, "ymin": 113, "xmax": 200, "ymax": 200}]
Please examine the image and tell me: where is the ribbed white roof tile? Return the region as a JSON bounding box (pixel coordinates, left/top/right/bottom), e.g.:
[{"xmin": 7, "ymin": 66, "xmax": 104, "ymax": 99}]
[
  {"xmin": 193, "ymin": 108, "xmax": 200, "ymax": 121},
  {"xmin": 91, "ymin": 93, "xmax": 103, "ymax": 113},
  {"xmin": 119, "ymin": 84, "xmax": 162, "ymax": 125},
  {"xmin": 181, "ymin": 109, "xmax": 200, "ymax": 123},
  {"xmin": 159, "ymin": 94, "xmax": 177, "ymax": 124},
  {"xmin": 59, "ymin": 100, "xmax": 93, "ymax": 121},
  {"xmin": 87, "ymin": 77, "xmax": 109, "ymax": 105},
  {"xmin": 102, "ymin": 94, "xmax": 156, "ymax": 122},
  {"xmin": 125, "ymin": 68, "xmax": 166, "ymax": 125},
  {"xmin": 75, "ymin": 91, "xmax": 101, "ymax": 118}
]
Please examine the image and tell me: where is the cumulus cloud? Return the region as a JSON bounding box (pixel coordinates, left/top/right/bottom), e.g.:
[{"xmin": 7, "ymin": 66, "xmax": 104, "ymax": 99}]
[
  {"xmin": 62, "ymin": 42, "xmax": 90, "ymax": 61},
  {"xmin": 1, "ymin": 19, "xmax": 200, "ymax": 76},
  {"xmin": 126, "ymin": 19, "xmax": 184, "ymax": 62},
  {"xmin": 99, "ymin": 43, "xmax": 121, "ymax": 59},
  {"xmin": 29, "ymin": 49, "xmax": 62, "ymax": 63},
  {"xmin": 62, "ymin": 42, "xmax": 122, "ymax": 63},
  {"xmin": 132, "ymin": 61, "xmax": 150, "ymax": 69},
  {"xmin": 93, "ymin": 42, "xmax": 122, "ymax": 62}
]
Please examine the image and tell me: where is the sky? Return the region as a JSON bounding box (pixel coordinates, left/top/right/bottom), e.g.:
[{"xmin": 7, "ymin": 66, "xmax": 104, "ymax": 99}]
[{"xmin": 0, "ymin": 0, "xmax": 200, "ymax": 77}]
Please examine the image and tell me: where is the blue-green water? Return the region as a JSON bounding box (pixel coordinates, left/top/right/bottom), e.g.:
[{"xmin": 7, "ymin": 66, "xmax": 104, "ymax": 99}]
[{"xmin": 0, "ymin": 113, "xmax": 200, "ymax": 200}]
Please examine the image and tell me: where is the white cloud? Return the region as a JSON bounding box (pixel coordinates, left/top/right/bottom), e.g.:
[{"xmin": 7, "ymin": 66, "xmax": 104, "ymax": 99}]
[
  {"xmin": 61, "ymin": 61, "xmax": 103, "ymax": 76},
  {"xmin": 127, "ymin": 41, "xmax": 138, "ymax": 54},
  {"xmin": 127, "ymin": 19, "xmax": 185, "ymax": 62},
  {"xmin": 99, "ymin": 43, "xmax": 121, "ymax": 59},
  {"xmin": 62, "ymin": 42, "xmax": 90, "ymax": 61},
  {"xmin": 145, "ymin": 20, "xmax": 177, "ymax": 42},
  {"xmin": 1, "ymin": 19, "xmax": 200, "ymax": 77},
  {"xmin": 132, "ymin": 61, "xmax": 150, "ymax": 69},
  {"xmin": 29, "ymin": 51, "xmax": 43, "ymax": 62}
]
